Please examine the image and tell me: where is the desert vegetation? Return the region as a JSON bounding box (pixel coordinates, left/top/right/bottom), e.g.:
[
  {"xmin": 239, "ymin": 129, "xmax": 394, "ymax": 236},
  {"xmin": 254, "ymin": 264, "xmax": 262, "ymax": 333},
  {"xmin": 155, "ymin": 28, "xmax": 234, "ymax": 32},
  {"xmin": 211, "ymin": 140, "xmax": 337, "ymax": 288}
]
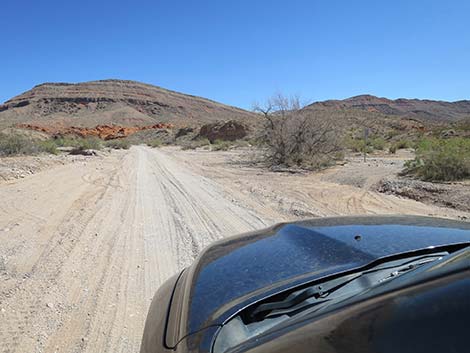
[
  {"xmin": 55, "ymin": 136, "xmax": 103, "ymax": 150},
  {"xmin": 0, "ymin": 133, "xmax": 109, "ymax": 157},
  {"xmin": 104, "ymin": 139, "xmax": 131, "ymax": 149},
  {"xmin": 405, "ymin": 137, "xmax": 470, "ymax": 181},
  {"xmin": 0, "ymin": 133, "xmax": 58, "ymax": 156},
  {"xmin": 345, "ymin": 135, "xmax": 387, "ymax": 153},
  {"xmin": 253, "ymin": 94, "xmax": 343, "ymax": 169},
  {"xmin": 146, "ymin": 139, "xmax": 163, "ymax": 148}
]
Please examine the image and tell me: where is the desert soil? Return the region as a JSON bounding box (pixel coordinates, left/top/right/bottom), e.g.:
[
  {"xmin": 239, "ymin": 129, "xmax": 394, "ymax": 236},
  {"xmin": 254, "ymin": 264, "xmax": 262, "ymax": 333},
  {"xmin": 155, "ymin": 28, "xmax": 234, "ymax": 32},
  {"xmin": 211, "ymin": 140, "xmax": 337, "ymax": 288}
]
[{"xmin": 0, "ymin": 146, "xmax": 468, "ymax": 353}]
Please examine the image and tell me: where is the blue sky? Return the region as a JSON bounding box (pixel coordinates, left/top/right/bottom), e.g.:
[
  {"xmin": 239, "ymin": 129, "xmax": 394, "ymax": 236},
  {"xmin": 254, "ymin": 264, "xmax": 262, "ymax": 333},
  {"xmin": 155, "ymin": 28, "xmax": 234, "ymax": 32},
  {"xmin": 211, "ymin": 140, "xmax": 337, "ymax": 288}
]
[{"xmin": 1, "ymin": 0, "xmax": 469, "ymax": 109}]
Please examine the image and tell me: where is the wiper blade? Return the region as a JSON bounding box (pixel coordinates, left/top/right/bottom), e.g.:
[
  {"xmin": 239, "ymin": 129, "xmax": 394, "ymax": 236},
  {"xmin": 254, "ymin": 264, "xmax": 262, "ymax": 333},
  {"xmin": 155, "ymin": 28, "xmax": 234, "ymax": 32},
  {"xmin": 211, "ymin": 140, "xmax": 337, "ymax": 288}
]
[
  {"xmin": 249, "ymin": 273, "xmax": 361, "ymax": 320},
  {"xmin": 248, "ymin": 252, "xmax": 448, "ymax": 321}
]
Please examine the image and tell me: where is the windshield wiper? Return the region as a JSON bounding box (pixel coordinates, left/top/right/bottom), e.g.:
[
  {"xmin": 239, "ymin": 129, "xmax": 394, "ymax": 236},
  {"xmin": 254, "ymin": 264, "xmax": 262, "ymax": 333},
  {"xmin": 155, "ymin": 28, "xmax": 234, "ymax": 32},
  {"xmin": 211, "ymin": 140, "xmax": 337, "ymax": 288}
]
[
  {"xmin": 247, "ymin": 252, "xmax": 448, "ymax": 322},
  {"xmin": 249, "ymin": 273, "xmax": 361, "ymax": 320}
]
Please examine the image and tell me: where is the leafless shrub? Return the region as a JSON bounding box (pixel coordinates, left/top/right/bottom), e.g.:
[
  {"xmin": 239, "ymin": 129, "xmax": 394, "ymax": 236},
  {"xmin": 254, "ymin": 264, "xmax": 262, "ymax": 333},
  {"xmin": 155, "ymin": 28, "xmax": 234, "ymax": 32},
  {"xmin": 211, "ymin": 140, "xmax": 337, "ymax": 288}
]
[{"xmin": 253, "ymin": 94, "xmax": 343, "ymax": 169}]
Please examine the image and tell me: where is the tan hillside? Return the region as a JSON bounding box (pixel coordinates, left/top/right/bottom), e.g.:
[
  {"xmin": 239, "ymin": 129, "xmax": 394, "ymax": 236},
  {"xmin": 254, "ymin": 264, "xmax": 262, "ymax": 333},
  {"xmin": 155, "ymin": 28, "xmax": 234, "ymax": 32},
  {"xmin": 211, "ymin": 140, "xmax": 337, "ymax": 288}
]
[
  {"xmin": 0, "ymin": 79, "xmax": 258, "ymax": 128},
  {"xmin": 308, "ymin": 94, "xmax": 470, "ymax": 123}
]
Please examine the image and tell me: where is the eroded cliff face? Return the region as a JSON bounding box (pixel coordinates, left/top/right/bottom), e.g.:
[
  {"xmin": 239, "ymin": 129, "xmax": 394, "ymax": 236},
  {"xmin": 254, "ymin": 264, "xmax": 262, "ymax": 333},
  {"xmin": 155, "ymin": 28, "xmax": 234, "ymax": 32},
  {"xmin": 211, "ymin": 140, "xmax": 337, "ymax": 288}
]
[{"xmin": 0, "ymin": 79, "xmax": 257, "ymax": 128}]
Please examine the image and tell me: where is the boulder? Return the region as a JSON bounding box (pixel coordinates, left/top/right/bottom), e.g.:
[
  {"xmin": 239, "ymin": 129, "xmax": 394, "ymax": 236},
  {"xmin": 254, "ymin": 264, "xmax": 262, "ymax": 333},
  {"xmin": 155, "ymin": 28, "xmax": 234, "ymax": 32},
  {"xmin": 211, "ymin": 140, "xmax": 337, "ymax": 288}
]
[
  {"xmin": 198, "ymin": 120, "xmax": 248, "ymax": 143},
  {"xmin": 175, "ymin": 127, "xmax": 194, "ymax": 139},
  {"xmin": 69, "ymin": 148, "xmax": 97, "ymax": 156}
]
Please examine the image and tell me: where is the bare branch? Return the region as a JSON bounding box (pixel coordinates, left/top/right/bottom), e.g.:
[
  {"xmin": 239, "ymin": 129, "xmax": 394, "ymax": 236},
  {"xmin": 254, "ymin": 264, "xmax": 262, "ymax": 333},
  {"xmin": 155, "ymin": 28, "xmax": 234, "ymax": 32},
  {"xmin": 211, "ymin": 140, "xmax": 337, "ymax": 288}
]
[{"xmin": 257, "ymin": 93, "xmax": 344, "ymax": 169}]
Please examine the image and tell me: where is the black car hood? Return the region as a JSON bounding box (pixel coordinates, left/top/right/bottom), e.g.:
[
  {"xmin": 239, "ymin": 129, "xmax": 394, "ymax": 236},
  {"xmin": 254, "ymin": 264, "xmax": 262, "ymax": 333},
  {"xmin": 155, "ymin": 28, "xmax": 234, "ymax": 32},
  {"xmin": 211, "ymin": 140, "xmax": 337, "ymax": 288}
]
[{"xmin": 166, "ymin": 216, "xmax": 470, "ymax": 347}]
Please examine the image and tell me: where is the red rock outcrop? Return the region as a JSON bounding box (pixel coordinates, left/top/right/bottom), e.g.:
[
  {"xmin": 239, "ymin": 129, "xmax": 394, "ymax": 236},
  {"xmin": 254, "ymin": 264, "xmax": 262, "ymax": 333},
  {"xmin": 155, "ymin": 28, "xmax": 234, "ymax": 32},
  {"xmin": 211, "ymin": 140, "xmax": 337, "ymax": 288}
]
[{"xmin": 16, "ymin": 123, "xmax": 173, "ymax": 140}]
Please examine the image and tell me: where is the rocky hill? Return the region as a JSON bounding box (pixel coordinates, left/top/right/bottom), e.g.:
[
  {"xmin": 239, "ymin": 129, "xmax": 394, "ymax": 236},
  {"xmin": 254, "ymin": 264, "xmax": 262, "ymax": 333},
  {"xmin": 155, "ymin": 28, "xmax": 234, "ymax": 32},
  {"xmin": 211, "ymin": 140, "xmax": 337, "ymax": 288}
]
[
  {"xmin": 1, "ymin": 81, "xmax": 467, "ymax": 138},
  {"xmin": 0, "ymin": 79, "xmax": 257, "ymax": 128},
  {"xmin": 308, "ymin": 94, "xmax": 470, "ymax": 123}
]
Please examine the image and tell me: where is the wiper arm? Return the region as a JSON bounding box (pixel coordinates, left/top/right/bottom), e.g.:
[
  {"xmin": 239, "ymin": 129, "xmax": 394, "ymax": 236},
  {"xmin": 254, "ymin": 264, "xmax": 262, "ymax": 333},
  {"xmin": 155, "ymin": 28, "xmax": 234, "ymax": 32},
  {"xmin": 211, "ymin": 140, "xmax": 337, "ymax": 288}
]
[
  {"xmin": 248, "ymin": 252, "xmax": 448, "ymax": 322},
  {"xmin": 249, "ymin": 273, "xmax": 361, "ymax": 320}
]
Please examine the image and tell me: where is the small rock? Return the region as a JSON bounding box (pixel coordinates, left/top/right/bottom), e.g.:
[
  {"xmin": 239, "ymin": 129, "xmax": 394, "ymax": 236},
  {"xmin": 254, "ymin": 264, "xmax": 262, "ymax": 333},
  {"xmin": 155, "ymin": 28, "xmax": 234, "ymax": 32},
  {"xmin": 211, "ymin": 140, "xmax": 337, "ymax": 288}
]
[{"xmin": 46, "ymin": 303, "xmax": 54, "ymax": 309}]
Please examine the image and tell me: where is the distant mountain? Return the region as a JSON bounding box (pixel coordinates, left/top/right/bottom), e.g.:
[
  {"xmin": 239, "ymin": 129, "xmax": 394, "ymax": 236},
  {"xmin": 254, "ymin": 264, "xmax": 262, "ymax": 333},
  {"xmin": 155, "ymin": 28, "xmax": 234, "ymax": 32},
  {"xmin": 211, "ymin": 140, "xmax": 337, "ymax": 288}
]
[
  {"xmin": 1, "ymin": 82, "xmax": 467, "ymax": 131},
  {"xmin": 308, "ymin": 94, "xmax": 470, "ymax": 123},
  {"xmin": 0, "ymin": 79, "xmax": 257, "ymax": 128}
]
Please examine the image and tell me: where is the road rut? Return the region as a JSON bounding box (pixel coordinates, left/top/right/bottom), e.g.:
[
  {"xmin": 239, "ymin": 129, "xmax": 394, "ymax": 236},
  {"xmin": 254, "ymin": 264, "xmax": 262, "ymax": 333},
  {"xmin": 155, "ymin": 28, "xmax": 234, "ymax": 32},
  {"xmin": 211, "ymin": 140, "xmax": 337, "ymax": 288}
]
[{"xmin": 0, "ymin": 146, "xmax": 267, "ymax": 353}]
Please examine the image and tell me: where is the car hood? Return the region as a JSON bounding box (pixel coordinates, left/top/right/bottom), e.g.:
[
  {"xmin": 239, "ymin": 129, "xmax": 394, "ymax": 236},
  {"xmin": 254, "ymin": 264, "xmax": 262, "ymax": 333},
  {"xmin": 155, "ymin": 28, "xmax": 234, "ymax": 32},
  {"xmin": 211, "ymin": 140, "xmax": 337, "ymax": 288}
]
[{"xmin": 166, "ymin": 215, "xmax": 470, "ymax": 347}]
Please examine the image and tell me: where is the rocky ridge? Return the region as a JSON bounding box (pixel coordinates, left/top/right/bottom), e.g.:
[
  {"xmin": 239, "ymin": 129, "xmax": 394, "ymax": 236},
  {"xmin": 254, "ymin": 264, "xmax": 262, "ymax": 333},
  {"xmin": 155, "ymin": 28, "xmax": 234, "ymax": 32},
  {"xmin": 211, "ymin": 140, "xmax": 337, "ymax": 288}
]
[
  {"xmin": 0, "ymin": 79, "xmax": 258, "ymax": 128},
  {"xmin": 308, "ymin": 94, "xmax": 470, "ymax": 123}
]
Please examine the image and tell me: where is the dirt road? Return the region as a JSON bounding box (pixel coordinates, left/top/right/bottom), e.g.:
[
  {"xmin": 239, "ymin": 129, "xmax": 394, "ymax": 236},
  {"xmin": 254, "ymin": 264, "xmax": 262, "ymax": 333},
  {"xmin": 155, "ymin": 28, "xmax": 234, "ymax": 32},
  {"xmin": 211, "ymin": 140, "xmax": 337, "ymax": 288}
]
[{"xmin": 0, "ymin": 146, "xmax": 468, "ymax": 353}]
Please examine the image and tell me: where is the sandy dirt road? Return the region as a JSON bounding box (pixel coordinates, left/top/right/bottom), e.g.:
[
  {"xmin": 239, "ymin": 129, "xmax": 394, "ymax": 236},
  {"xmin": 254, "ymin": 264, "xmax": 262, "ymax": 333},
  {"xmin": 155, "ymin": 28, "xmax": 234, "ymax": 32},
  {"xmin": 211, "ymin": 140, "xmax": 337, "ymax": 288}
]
[{"xmin": 0, "ymin": 146, "xmax": 468, "ymax": 353}]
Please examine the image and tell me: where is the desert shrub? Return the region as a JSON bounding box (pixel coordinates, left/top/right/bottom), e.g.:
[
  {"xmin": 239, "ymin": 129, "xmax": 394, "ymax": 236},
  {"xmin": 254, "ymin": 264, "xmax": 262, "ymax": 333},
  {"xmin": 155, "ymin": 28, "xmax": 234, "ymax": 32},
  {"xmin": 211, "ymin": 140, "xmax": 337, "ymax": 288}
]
[
  {"xmin": 37, "ymin": 140, "xmax": 58, "ymax": 154},
  {"xmin": 54, "ymin": 136, "xmax": 102, "ymax": 150},
  {"xmin": 77, "ymin": 137, "xmax": 102, "ymax": 150},
  {"xmin": 246, "ymin": 137, "xmax": 265, "ymax": 147},
  {"xmin": 210, "ymin": 139, "xmax": 251, "ymax": 151},
  {"xmin": 460, "ymin": 118, "xmax": 470, "ymax": 131},
  {"xmin": 147, "ymin": 139, "xmax": 162, "ymax": 148},
  {"xmin": 386, "ymin": 129, "xmax": 401, "ymax": 139},
  {"xmin": 105, "ymin": 139, "xmax": 131, "ymax": 149},
  {"xmin": 344, "ymin": 137, "xmax": 372, "ymax": 153},
  {"xmin": 180, "ymin": 138, "xmax": 211, "ymax": 150},
  {"xmin": 0, "ymin": 133, "xmax": 34, "ymax": 155},
  {"xmin": 254, "ymin": 94, "xmax": 343, "ymax": 169},
  {"xmin": 211, "ymin": 139, "xmax": 233, "ymax": 151},
  {"xmin": 370, "ymin": 137, "xmax": 386, "ymax": 150},
  {"xmin": 389, "ymin": 139, "xmax": 412, "ymax": 154},
  {"xmin": 405, "ymin": 137, "xmax": 470, "ymax": 181},
  {"xmin": 0, "ymin": 133, "xmax": 58, "ymax": 156},
  {"xmin": 53, "ymin": 136, "xmax": 77, "ymax": 147}
]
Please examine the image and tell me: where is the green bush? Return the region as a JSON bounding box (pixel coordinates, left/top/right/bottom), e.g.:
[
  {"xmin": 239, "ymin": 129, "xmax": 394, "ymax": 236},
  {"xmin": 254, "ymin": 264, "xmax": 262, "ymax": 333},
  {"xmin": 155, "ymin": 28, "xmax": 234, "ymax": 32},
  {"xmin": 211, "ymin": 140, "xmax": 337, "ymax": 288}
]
[
  {"xmin": 386, "ymin": 129, "xmax": 400, "ymax": 139},
  {"xmin": 105, "ymin": 139, "xmax": 131, "ymax": 149},
  {"xmin": 147, "ymin": 139, "xmax": 162, "ymax": 148},
  {"xmin": 37, "ymin": 140, "xmax": 58, "ymax": 154},
  {"xmin": 246, "ymin": 137, "xmax": 265, "ymax": 147},
  {"xmin": 405, "ymin": 137, "xmax": 470, "ymax": 181},
  {"xmin": 77, "ymin": 137, "xmax": 102, "ymax": 150},
  {"xmin": 0, "ymin": 133, "xmax": 34, "ymax": 156},
  {"xmin": 180, "ymin": 138, "xmax": 210, "ymax": 150},
  {"xmin": 211, "ymin": 140, "xmax": 233, "ymax": 151},
  {"xmin": 53, "ymin": 136, "xmax": 77, "ymax": 147},
  {"xmin": 0, "ymin": 133, "xmax": 59, "ymax": 156},
  {"xmin": 370, "ymin": 137, "xmax": 386, "ymax": 150},
  {"xmin": 389, "ymin": 139, "xmax": 412, "ymax": 154},
  {"xmin": 53, "ymin": 136, "xmax": 102, "ymax": 150},
  {"xmin": 344, "ymin": 137, "xmax": 372, "ymax": 153},
  {"xmin": 456, "ymin": 118, "xmax": 470, "ymax": 132},
  {"xmin": 209, "ymin": 139, "xmax": 251, "ymax": 151}
]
